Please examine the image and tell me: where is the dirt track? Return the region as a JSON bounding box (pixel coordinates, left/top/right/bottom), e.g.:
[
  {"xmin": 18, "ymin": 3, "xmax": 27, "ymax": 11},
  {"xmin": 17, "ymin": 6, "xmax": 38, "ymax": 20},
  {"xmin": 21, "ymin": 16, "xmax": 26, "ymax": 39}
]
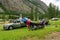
[{"xmin": 45, "ymin": 32, "xmax": 60, "ymax": 40}]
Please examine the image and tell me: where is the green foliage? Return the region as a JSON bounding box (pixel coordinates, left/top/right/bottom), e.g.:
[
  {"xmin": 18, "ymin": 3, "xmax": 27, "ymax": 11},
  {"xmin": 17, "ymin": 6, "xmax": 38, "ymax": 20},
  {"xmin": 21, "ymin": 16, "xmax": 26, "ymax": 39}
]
[
  {"xmin": 1, "ymin": 1, "xmax": 60, "ymax": 20},
  {"xmin": 46, "ymin": 3, "xmax": 60, "ymax": 18},
  {"xmin": 0, "ymin": 3, "xmax": 21, "ymax": 19},
  {"xmin": 0, "ymin": 0, "xmax": 47, "ymax": 20},
  {"xmin": 0, "ymin": 3, "xmax": 6, "ymax": 11}
]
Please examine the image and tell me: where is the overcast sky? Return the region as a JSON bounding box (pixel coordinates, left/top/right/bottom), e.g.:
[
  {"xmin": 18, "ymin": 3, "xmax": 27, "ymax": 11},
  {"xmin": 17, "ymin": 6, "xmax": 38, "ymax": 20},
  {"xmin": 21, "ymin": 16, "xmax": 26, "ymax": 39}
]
[{"xmin": 41, "ymin": 0, "xmax": 60, "ymax": 9}]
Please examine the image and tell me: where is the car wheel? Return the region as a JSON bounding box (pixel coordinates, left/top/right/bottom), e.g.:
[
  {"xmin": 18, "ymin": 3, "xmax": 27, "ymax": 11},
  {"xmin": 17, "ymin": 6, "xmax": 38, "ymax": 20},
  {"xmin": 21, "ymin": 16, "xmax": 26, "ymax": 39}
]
[{"xmin": 8, "ymin": 26, "xmax": 13, "ymax": 30}]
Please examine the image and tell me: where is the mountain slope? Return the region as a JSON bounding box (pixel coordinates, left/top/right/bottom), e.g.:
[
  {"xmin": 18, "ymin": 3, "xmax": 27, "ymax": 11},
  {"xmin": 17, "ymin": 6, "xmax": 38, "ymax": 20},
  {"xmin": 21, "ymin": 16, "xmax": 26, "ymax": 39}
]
[{"xmin": 0, "ymin": 0, "xmax": 48, "ymax": 14}]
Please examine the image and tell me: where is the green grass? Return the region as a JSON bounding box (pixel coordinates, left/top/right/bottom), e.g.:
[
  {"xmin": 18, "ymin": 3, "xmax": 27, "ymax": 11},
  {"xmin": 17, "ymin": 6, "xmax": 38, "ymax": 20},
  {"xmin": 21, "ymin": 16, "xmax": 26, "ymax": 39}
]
[{"xmin": 0, "ymin": 20, "xmax": 60, "ymax": 40}]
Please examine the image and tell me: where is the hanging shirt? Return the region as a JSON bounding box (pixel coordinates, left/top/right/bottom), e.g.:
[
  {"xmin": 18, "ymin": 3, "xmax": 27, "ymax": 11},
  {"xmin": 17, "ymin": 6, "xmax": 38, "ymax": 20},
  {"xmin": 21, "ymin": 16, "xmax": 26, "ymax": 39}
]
[
  {"xmin": 26, "ymin": 20, "xmax": 31, "ymax": 26},
  {"xmin": 22, "ymin": 18, "xmax": 27, "ymax": 23}
]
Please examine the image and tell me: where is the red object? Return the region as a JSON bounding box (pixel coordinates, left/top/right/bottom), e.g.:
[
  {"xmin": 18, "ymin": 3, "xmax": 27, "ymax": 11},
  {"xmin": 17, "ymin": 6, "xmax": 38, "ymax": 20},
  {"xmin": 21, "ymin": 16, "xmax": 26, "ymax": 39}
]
[{"xmin": 26, "ymin": 20, "xmax": 31, "ymax": 28}]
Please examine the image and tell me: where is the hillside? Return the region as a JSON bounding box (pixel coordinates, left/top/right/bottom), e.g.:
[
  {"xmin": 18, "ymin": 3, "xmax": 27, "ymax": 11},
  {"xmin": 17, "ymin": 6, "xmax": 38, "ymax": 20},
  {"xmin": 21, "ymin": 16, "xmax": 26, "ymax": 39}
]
[{"xmin": 0, "ymin": 0, "xmax": 48, "ymax": 14}]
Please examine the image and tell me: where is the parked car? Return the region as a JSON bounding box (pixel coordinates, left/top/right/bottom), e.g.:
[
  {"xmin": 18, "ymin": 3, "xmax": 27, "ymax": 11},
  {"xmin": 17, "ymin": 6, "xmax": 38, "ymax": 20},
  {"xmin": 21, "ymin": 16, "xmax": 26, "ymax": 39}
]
[
  {"xmin": 51, "ymin": 18, "xmax": 59, "ymax": 21},
  {"xmin": 3, "ymin": 19, "xmax": 26, "ymax": 30}
]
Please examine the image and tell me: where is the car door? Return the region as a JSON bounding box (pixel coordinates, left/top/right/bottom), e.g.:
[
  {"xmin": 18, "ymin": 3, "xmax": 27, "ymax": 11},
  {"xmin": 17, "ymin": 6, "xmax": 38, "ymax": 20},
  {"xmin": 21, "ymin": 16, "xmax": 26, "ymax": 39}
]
[
  {"xmin": 13, "ymin": 21, "xmax": 21, "ymax": 28},
  {"xmin": 20, "ymin": 22, "xmax": 26, "ymax": 27}
]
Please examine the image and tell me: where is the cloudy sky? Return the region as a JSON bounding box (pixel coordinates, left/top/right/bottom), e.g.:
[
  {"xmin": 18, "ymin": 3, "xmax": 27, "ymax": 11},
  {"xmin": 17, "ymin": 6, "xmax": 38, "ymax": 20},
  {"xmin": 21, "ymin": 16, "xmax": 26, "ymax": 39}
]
[{"xmin": 41, "ymin": 0, "xmax": 60, "ymax": 9}]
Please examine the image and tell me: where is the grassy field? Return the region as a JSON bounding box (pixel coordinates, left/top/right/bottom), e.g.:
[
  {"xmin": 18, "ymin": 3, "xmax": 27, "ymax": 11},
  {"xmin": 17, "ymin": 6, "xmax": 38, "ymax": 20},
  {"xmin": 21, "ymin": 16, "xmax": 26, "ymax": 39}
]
[{"xmin": 0, "ymin": 20, "xmax": 60, "ymax": 40}]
